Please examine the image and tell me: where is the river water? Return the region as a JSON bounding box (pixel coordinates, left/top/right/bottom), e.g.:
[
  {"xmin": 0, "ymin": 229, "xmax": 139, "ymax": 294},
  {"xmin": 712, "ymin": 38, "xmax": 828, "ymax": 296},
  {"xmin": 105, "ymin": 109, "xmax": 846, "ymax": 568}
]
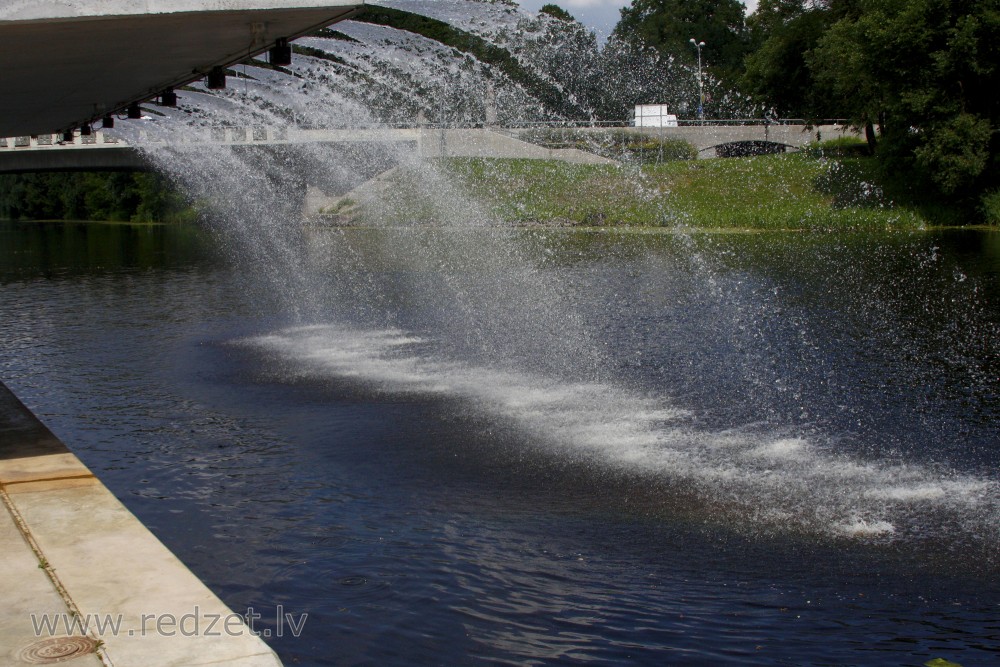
[{"xmin": 1, "ymin": 220, "xmax": 998, "ymax": 665}]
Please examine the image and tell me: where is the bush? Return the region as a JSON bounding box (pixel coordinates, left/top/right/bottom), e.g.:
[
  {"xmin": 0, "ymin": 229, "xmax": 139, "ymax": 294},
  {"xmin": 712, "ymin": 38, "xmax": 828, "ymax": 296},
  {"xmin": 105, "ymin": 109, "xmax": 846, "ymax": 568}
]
[
  {"xmin": 914, "ymin": 113, "xmax": 992, "ymax": 196},
  {"xmin": 980, "ymin": 189, "xmax": 1000, "ymax": 226},
  {"xmin": 0, "ymin": 172, "xmax": 196, "ymax": 222}
]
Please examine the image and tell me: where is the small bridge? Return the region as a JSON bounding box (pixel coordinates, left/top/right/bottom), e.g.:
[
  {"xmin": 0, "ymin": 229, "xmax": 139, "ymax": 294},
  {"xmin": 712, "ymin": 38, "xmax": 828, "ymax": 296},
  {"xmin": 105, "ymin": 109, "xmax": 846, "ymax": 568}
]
[
  {"xmin": 0, "ymin": 126, "xmax": 616, "ymax": 173},
  {"xmin": 0, "ymin": 122, "xmax": 858, "ymax": 173}
]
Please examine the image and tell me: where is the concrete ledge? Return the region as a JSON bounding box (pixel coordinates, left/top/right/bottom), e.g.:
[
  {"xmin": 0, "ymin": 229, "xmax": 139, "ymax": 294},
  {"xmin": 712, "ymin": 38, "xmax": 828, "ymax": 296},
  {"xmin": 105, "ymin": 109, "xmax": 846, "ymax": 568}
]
[
  {"xmin": 420, "ymin": 129, "xmax": 617, "ymax": 164},
  {"xmin": 0, "ymin": 499, "xmax": 103, "ymax": 666},
  {"xmin": 1, "ymin": 1, "xmax": 360, "ymax": 22},
  {"xmin": 0, "ymin": 2, "xmax": 362, "ymax": 136},
  {"xmin": 0, "ymin": 381, "xmax": 283, "ymax": 667}
]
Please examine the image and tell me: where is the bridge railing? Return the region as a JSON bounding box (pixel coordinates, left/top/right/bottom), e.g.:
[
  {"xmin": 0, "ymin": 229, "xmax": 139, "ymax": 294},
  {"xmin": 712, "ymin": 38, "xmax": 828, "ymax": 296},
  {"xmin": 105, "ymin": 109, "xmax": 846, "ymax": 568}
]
[
  {"xmin": 0, "ymin": 127, "xmax": 285, "ymax": 149},
  {"xmin": 0, "ymin": 120, "xmax": 858, "ymax": 152},
  {"xmin": 493, "ymin": 118, "xmax": 851, "ymax": 128},
  {"xmin": 0, "ymin": 132, "xmax": 120, "ymax": 150}
]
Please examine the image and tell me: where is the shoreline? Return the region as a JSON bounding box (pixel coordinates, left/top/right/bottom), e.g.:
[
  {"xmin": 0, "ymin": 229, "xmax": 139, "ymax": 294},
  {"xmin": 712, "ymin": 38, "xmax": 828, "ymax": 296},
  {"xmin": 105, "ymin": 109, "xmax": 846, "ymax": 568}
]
[
  {"xmin": 6, "ymin": 217, "xmax": 997, "ymax": 234},
  {"xmin": 0, "ymin": 380, "xmax": 283, "ymax": 667}
]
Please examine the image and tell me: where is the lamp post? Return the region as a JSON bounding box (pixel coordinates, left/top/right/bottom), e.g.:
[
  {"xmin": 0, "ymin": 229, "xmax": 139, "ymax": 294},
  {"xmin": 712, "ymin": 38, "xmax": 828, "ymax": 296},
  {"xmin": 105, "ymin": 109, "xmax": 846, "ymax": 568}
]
[{"xmin": 689, "ymin": 38, "xmax": 705, "ymax": 124}]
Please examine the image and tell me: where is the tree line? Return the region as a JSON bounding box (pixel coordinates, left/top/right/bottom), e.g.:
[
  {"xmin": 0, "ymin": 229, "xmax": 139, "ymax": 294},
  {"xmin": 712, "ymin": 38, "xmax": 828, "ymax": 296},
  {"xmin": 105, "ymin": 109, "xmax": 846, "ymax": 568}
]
[{"xmin": 0, "ymin": 172, "xmax": 195, "ymax": 222}]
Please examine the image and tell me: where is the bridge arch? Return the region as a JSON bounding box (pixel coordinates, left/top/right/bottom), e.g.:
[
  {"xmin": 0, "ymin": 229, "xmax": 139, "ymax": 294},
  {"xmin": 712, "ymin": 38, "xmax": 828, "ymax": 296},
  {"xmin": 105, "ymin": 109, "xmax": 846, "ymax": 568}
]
[{"xmin": 698, "ymin": 140, "xmax": 797, "ymax": 158}]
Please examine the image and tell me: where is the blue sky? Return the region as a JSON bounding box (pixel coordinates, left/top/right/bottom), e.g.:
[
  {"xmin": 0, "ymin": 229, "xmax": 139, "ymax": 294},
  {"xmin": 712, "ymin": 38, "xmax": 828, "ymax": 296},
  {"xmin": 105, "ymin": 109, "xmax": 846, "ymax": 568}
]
[{"xmin": 515, "ymin": 0, "xmax": 759, "ymax": 40}]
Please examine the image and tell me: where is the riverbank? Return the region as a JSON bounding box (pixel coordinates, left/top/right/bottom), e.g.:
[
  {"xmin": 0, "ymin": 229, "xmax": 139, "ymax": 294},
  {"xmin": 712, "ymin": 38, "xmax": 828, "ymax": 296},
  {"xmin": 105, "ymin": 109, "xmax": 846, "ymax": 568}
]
[
  {"xmin": 323, "ymin": 153, "xmax": 940, "ymax": 230},
  {"xmin": 2, "ymin": 152, "xmax": 977, "ymax": 230},
  {"xmin": 0, "ymin": 381, "xmax": 282, "ymax": 666}
]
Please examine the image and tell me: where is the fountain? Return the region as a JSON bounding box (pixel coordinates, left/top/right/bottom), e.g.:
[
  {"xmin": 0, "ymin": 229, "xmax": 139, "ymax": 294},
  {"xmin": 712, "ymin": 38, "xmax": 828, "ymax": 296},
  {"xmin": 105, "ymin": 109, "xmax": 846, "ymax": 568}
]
[
  {"xmin": 114, "ymin": 0, "xmax": 998, "ymax": 550},
  {"xmin": 6, "ymin": 1, "xmax": 996, "ymax": 664}
]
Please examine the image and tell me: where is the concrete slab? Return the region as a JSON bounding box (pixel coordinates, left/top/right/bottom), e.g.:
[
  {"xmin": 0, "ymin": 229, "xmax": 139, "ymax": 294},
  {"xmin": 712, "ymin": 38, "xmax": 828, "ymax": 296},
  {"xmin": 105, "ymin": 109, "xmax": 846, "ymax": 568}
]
[
  {"xmin": 0, "ymin": 1, "xmax": 362, "ymax": 136},
  {"xmin": 0, "ymin": 494, "xmax": 102, "ymax": 666},
  {"xmin": 8, "ymin": 481, "xmax": 282, "ymax": 666},
  {"xmin": 1, "ymin": 380, "xmax": 283, "ymax": 666}
]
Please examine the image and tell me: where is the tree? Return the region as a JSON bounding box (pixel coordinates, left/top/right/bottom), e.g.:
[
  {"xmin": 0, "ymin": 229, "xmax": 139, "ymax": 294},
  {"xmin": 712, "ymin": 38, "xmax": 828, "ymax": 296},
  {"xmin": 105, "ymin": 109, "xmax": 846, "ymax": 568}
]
[
  {"xmin": 805, "ymin": 8, "xmax": 884, "ymax": 148},
  {"xmin": 808, "ymin": 0, "xmax": 1000, "ymax": 201},
  {"xmin": 612, "ymin": 0, "xmax": 751, "ymax": 82},
  {"xmin": 539, "ymin": 4, "xmax": 574, "ymax": 22},
  {"xmin": 742, "ymin": 0, "xmax": 837, "ymax": 118},
  {"xmin": 517, "ymin": 5, "xmax": 602, "ymax": 119}
]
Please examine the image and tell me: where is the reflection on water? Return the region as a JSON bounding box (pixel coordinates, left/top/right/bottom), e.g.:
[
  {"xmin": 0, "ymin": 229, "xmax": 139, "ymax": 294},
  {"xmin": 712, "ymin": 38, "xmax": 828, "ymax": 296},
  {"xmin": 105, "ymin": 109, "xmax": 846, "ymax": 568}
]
[{"xmin": 1, "ymin": 221, "xmax": 998, "ymax": 666}]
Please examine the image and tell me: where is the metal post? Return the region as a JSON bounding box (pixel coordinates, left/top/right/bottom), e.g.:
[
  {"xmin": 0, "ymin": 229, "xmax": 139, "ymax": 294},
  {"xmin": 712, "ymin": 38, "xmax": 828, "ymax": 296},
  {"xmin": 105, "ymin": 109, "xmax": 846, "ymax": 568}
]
[{"xmin": 689, "ymin": 39, "xmax": 706, "ymax": 125}]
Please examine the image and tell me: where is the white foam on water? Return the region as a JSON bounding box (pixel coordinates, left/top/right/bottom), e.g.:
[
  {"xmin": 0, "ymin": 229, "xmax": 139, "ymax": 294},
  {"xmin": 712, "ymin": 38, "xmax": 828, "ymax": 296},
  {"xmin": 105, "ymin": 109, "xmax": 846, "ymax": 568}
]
[
  {"xmin": 834, "ymin": 518, "xmax": 897, "ymax": 537},
  {"xmin": 245, "ymin": 324, "xmax": 1000, "ymax": 543},
  {"xmin": 868, "ymin": 480, "xmax": 989, "ymax": 503},
  {"xmin": 750, "ymin": 438, "xmax": 811, "ymax": 461}
]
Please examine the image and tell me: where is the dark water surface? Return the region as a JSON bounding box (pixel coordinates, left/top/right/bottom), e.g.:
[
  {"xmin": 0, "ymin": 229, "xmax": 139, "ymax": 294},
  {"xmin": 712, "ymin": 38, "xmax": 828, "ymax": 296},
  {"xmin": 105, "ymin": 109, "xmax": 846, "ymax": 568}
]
[{"xmin": 1, "ymin": 220, "xmax": 998, "ymax": 666}]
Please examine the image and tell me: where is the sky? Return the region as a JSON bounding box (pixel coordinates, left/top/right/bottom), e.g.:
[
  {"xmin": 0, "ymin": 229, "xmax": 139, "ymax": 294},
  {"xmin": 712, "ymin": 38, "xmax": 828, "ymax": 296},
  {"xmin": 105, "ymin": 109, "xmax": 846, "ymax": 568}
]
[{"xmin": 515, "ymin": 0, "xmax": 758, "ymax": 40}]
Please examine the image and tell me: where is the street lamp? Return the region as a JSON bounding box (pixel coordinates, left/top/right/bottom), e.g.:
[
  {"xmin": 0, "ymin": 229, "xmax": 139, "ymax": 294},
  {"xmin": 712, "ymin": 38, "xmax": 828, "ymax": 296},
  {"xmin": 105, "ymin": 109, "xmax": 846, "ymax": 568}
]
[{"xmin": 689, "ymin": 38, "xmax": 705, "ymax": 124}]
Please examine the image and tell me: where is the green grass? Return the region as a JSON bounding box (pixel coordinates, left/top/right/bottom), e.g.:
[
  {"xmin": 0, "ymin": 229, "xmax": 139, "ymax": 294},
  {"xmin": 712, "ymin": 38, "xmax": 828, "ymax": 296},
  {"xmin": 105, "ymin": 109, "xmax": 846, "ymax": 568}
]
[{"xmin": 419, "ymin": 154, "xmax": 928, "ymax": 230}]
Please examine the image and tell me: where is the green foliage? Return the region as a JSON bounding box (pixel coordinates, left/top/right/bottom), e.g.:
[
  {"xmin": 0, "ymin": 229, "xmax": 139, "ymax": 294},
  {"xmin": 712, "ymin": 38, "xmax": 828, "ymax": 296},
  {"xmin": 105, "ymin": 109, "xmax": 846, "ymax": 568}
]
[
  {"xmin": 613, "ymin": 0, "xmax": 752, "ymax": 82},
  {"xmin": 802, "ymin": 136, "xmax": 872, "ymax": 157},
  {"xmin": 539, "ymin": 4, "xmax": 574, "ymax": 21},
  {"xmin": 0, "ymin": 172, "xmax": 196, "ymax": 223},
  {"xmin": 744, "ymin": 0, "xmax": 1000, "ymax": 220},
  {"xmin": 810, "ymin": 0, "xmax": 1000, "ymax": 193},
  {"xmin": 914, "ymin": 113, "xmax": 992, "ymax": 196},
  {"xmin": 979, "ymin": 189, "xmax": 1000, "ymax": 225},
  {"xmin": 743, "ymin": 3, "xmax": 836, "ymax": 117}
]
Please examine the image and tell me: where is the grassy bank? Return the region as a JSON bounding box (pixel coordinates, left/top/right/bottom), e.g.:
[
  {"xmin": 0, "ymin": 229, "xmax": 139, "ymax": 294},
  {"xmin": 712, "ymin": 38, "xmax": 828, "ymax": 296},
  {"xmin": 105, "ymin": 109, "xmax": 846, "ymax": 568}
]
[
  {"xmin": 2, "ymin": 152, "xmax": 954, "ymax": 230},
  {"xmin": 343, "ymin": 153, "xmax": 934, "ymax": 230}
]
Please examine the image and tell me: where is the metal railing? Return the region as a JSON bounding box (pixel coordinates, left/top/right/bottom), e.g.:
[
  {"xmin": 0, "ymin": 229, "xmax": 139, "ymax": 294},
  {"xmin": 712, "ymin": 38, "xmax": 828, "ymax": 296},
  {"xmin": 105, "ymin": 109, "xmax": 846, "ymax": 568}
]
[
  {"xmin": 0, "ymin": 120, "xmax": 856, "ymax": 151},
  {"xmin": 0, "ymin": 133, "xmax": 120, "ymax": 149}
]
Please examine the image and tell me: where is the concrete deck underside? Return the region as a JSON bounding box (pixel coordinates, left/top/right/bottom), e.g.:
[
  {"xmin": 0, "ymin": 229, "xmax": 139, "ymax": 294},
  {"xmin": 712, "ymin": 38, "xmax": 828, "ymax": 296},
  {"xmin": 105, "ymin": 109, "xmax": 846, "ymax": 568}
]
[{"xmin": 0, "ymin": 1, "xmax": 361, "ymax": 137}]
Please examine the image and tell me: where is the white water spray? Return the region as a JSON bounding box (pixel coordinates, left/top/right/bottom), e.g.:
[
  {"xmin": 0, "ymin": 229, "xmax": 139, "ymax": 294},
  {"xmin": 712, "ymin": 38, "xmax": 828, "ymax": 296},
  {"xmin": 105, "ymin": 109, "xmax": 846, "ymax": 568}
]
[{"xmin": 111, "ymin": 1, "xmax": 998, "ymax": 559}]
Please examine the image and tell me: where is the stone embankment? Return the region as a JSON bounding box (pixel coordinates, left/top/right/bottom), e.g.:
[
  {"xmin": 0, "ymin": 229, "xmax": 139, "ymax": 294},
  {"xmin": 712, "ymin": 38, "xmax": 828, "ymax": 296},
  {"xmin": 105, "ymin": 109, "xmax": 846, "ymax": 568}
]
[{"xmin": 0, "ymin": 381, "xmax": 283, "ymax": 667}]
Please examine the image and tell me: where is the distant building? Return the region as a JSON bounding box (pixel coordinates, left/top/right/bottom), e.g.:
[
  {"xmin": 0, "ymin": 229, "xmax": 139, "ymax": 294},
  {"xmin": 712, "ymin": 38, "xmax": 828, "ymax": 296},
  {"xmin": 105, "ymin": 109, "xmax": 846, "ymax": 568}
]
[{"xmin": 632, "ymin": 105, "xmax": 678, "ymax": 128}]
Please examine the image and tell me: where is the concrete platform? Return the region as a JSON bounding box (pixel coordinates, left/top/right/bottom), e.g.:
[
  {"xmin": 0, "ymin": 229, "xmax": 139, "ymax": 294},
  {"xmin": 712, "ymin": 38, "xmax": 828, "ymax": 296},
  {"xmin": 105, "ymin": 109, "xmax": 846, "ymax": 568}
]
[{"xmin": 0, "ymin": 381, "xmax": 283, "ymax": 667}]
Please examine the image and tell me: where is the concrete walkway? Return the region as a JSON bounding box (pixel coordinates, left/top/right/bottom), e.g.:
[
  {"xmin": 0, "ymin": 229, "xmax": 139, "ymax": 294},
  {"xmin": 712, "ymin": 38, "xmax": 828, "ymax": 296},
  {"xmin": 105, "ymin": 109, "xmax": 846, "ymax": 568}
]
[{"xmin": 0, "ymin": 381, "xmax": 282, "ymax": 666}]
